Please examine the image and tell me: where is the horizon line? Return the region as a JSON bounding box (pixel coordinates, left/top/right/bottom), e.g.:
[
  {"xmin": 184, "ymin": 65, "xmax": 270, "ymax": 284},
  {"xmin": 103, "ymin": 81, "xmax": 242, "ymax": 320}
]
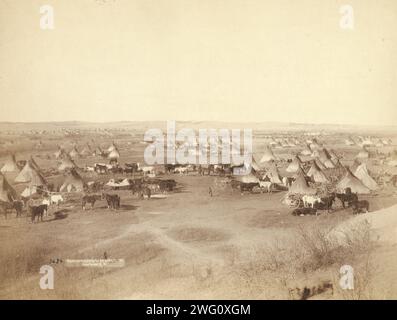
[{"xmin": 1, "ymin": 120, "xmax": 396, "ymax": 128}]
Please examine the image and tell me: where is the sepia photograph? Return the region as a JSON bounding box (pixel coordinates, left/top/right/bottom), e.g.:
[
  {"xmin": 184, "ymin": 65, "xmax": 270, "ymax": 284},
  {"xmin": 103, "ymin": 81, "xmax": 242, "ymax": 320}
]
[{"xmin": 0, "ymin": 0, "xmax": 397, "ymax": 305}]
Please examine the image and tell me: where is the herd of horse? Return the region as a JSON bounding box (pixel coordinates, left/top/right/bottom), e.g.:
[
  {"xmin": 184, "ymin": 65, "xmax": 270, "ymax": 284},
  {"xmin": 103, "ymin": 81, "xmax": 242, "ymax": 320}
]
[
  {"xmin": 292, "ymin": 189, "xmax": 370, "ymax": 216},
  {"xmin": 0, "ymin": 176, "xmax": 179, "ymax": 222}
]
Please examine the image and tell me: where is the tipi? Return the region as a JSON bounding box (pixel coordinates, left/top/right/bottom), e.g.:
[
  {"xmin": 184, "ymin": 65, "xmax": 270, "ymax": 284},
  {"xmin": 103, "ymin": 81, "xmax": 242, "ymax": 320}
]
[
  {"xmin": 69, "ymin": 147, "xmax": 80, "ymax": 159},
  {"xmin": 60, "ymin": 169, "xmax": 86, "ymax": 192},
  {"xmin": 1, "ymin": 154, "xmax": 19, "ymax": 173},
  {"xmin": 14, "ymin": 160, "xmax": 47, "ymax": 186},
  {"xmin": 288, "ymin": 170, "xmax": 315, "ymax": 195},
  {"xmin": 286, "ymin": 155, "xmax": 303, "ymax": 173},
  {"xmin": 260, "ymin": 146, "xmax": 276, "ymax": 163},
  {"xmin": 54, "ymin": 147, "xmax": 66, "ymax": 159},
  {"xmin": 356, "ymin": 147, "xmax": 369, "ymax": 160},
  {"xmin": 307, "ymin": 161, "xmax": 329, "ymax": 183},
  {"xmin": 107, "ymin": 142, "xmax": 117, "ymax": 153},
  {"xmin": 354, "ymin": 163, "xmax": 378, "ymax": 190},
  {"xmin": 262, "ymin": 162, "xmax": 282, "ymax": 184},
  {"xmin": 300, "ymin": 144, "xmax": 312, "ymax": 156},
  {"xmin": 108, "ymin": 147, "xmax": 120, "ymax": 161},
  {"xmin": 336, "ymin": 167, "xmax": 370, "ymax": 194},
  {"xmin": 58, "ymin": 155, "xmax": 77, "ymax": 171},
  {"xmin": 0, "ymin": 173, "xmax": 17, "ymax": 202}
]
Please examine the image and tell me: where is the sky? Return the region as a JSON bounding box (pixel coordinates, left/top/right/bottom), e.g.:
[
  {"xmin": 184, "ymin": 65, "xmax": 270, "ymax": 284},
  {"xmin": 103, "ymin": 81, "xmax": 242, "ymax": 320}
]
[{"xmin": 0, "ymin": 0, "xmax": 396, "ymax": 125}]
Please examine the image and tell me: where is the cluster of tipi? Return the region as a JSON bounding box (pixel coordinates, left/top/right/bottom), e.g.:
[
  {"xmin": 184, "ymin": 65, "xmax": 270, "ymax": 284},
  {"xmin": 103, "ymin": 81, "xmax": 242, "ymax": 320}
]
[
  {"xmin": 0, "ymin": 154, "xmax": 86, "ymax": 199},
  {"xmin": 253, "ymin": 141, "xmax": 378, "ymax": 195},
  {"xmin": 55, "ymin": 142, "xmax": 120, "ymax": 163},
  {"xmin": 0, "ymin": 141, "xmax": 122, "ymax": 200},
  {"xmin": 345, "ymin": 136, "xmax": 392, "ymax": 147}
]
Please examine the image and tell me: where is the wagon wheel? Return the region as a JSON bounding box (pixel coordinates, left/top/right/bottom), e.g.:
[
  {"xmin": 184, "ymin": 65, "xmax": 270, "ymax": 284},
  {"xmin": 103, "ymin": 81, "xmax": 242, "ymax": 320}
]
[{"xmin": 291, "ymin": 199, "xmax": 301, "ymax": 208}]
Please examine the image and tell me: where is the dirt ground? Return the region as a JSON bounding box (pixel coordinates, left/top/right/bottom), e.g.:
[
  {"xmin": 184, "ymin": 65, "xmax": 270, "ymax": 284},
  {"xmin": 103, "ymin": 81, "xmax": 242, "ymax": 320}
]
[{"xmin": 1, "ymin": 172, "xmax": 397, "ymax": 299}]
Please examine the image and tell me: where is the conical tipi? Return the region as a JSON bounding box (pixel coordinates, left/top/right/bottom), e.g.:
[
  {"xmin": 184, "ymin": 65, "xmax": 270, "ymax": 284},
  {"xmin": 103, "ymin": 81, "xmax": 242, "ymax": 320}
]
[
  {"xmin": 356, "ymin": 148, "xmax": 369, "ymax": 160},
  {"xmin": 300, "ymin": 144, "xmax": 312, "ymax": 156},
  {"xmin": 108, "ymin": 147, "xmax": 120, "ymax": 160},
  {"xmin": 262, "ymin": 162, "xmax": 282, "ymax": 184},
  {"xmin": 307, "ymin": 161, "xmax": 329, "ymax": 183},
  {"xmin": 286, "ymin": 155, "xmax": 303, "ymax": 173},
  {"xmin": 354, "ymin": 163, "xmax": 378, "ymax": 190},
  {"xmin": 69, "ymin": 147, "xmax": 80, "ymax": 159},
  {"xmin": 288, "ymin": 170, "xmax": 315, "ymax": 195},
  {"xmin": 0, "ymin": 173, "xmax": 17, "ymax": 202},
  {"xmin": 60, "ymin": 169, "xmax": 86, "ymax": 192},
  {"xmin": 58, "ymin": 155, "xmax": 77, "ymax": 171},
  {"xmin": 336, "ymin": 167, "xmax": 370, "ymax": 194},
  {"xmin": 1, "ymin": 154, "xmax": 19, "ymax": 173},
  {"xmin": 14, "ymin": 161, "xmax": 47, "ymax": 186},
  {"xmin": 260, "ymin": 146, "xmax": 276, "ymax": 163}
]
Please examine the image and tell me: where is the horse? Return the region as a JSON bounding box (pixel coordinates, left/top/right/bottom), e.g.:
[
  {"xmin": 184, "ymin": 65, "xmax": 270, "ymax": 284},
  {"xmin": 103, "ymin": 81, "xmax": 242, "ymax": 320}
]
[
  {"xmin": 159, "ymin": 180, "xmax": 177, "ymax": 193},
  {"xmin": 82, "ymin": 194, "xmax": 102, "ymax": 210},
  {"xmin": 13, "ymin": 200, "xmax": 24, "ymax": 217},
  {"xmin": 318, "ymin": 193, "xmax": 336, "ymax": 212},
  {"xmin": 132, "ymin": 185, "xmax": 152, "ymax": 200},
  {"xmin": 146, "ymin": 183, "xmax": 160, "ymax": 194},
  {"xmin": 336, "ymin": 193, "xmax": 358, "ymax": 208},
  {"xmin": 29, "ymin": 204, "xmax": 48, "ymax": 223},
  {"xmin": 240, "ymin": 182, "xmax": 259, "ymax": 194},
  {"xmin": 0, "ymin": 200, "xmax": 24, "ymax": 219},
  {"xmin": 351, "ymin": 200, "xmax": 369, "ymax": 214},
  {"xmin": 124, "ymin": 163, "xmax": 138, "ymax": 175},
  {"xmin": 174, "ymin": 166, "xmax": 188, "ymax": 175},
  {"xmin": 259, "ymin": 181, "xmax": 272, "ymax": 193},
  {"xmin": 111, "ymin": 166, "xmax": 124, "ymax": 174},
  {"xmin": 101, "ymin": 193, "xmax": 120, "ymax": 210},
  {"xmin": 43, "ymin": 194, "xmax": 64, "ymax": 208},
  {"xmin": 94, "ymin": 163, "xmax": 108, "ymax": 174},
  {"xmin": 302, "ymin": 195, "xmax": 322, "ymax": 208}
]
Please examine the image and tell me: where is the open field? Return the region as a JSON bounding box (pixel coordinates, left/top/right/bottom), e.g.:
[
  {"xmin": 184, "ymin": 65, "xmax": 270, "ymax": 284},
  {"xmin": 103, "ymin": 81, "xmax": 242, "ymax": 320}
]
[{"xmin": 1, "ymin": 122, "xmax": 397, "ymax": 299}]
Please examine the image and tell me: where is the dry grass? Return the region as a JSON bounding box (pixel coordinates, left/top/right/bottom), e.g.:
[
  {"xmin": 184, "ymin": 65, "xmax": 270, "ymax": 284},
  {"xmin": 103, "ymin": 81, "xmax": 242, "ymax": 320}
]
[{"xmin": 234, "ymin": 220, "xmax": 374, "ymax": 299}]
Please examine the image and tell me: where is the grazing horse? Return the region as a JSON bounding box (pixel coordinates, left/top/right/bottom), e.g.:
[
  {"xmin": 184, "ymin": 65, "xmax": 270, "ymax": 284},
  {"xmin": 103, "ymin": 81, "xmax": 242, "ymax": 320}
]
[
  {"xmin": 29, "ymin": 204, "xmax": 48, "ymax": 223},
  {"xmin": 101, "ymin": 193, "xmax": 120, "ymax": 210},
  {"xmin": 351, "ymin": 200, "xmax": 369, "ymax": 214},
  {"xmin": 82, "ymin": 194, "xmax": 102, "ymax": 210},
  {"xmin": 336, "ymin": 193, "xmax": 358, "ymax": 208}
]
